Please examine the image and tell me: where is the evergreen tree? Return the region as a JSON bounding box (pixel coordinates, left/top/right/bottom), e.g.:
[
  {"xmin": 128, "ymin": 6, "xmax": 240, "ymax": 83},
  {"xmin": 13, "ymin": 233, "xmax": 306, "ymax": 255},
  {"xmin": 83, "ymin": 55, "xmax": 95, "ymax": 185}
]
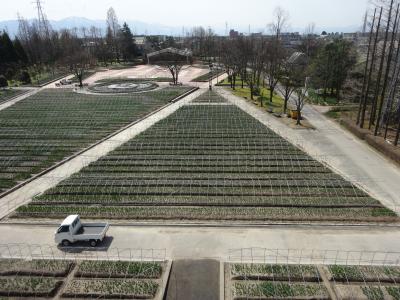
[
  {"xmin": 13, "ymin": 38, "xmax": 28, "ymax": 64},
  {"xmin": 0, "ymin": 31, "xmax": 18, "ymax": 63},
  {"xmin": 119, "ymin": 23, "xmax": 136, "ymax": 61}
]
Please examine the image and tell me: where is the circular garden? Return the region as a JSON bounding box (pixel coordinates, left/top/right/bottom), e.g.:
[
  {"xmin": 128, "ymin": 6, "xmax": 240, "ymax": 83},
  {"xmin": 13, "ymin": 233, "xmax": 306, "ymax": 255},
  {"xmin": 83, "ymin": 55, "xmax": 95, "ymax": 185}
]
[{"xmin": 88, "ymin": 79, "xmax": 159, "ymax": 94}]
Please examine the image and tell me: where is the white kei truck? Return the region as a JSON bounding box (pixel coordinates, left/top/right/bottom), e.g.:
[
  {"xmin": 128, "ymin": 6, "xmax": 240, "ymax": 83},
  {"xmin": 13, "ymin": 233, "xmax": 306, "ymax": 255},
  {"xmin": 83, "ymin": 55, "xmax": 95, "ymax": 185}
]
[{"xmin": 55, "ymin": 215, "xmax": 110, "ymax": 247}]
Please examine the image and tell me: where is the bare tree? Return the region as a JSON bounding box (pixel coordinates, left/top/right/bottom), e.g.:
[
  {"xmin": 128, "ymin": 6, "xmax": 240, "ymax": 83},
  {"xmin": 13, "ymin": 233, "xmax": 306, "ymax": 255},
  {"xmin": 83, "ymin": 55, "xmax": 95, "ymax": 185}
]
[
  {"xmin": 147, "ymin": 49, "xmax": 192, "ymax": 85},
  {"xmin": 281, "ymin": 60, "xmax": 306, "ymax": 114},
  {"xmin": 106, "ymin": 7, "xmax": 121, "ymax": 62},
  {"xmin": 265, "ymin": 39, "xmax": 285, "ymax": 103},
  {"xmin": 293, "ymin": 78, "xmax": 310, "ymax": 125},
  {"xmin": 269, "ymin": 7, "xmax": 289, "ymax": 39}
]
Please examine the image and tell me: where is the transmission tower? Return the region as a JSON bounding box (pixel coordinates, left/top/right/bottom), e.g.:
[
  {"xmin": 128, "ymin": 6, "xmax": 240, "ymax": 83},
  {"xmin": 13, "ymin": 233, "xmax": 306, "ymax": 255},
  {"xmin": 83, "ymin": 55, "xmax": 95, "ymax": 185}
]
[
  {"xmin": 362, "ymin": 11, "xmax": 368, "ymax": 34},
  {"xmin": 33, "ymin": 0, "xmax": 51, "ymax": 38}
]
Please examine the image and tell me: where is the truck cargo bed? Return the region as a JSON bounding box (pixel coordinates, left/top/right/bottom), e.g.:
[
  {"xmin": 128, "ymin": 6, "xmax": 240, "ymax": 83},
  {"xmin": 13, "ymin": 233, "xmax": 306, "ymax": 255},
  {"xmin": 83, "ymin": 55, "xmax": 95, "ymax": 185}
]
[{"xmin": 77, "ymin": 225, "xmax": 107, "ymax": 235}]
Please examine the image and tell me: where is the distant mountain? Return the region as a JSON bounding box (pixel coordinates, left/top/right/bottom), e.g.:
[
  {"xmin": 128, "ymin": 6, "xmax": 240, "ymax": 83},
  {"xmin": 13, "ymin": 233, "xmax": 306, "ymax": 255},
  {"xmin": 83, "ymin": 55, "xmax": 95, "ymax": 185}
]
[
  {"xmin": 0, "ymin": 17, "xmax": 184, "ymax": 37},
  {"xmin": 0, "ymin": 16, "xmax": 361, "ymax": 37}
]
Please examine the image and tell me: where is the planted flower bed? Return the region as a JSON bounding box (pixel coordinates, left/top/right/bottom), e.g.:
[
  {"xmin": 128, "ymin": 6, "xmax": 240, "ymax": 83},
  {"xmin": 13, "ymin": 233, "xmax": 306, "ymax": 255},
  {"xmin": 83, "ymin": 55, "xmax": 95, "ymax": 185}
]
[
  {"xmin": 76, "ymin": 260, "xmax": 163, "ymax": 278},
  {"xmin": 0, "ymin": 87, "xmax": 190, "ymax": 194},
  {"xmin": 16, "ymin": 91, "xmax": 397, "ymax": 223},
  {"xmin": 0, "ymin": 276, "xmax": 62, "ymax": 297},
  {"xmin": 62, "ymin": 278, "xmax": 159, "ymax": 299},
  {"xmin": 0, "ymin": 89, "xmax": 29, "ymax": 104},
  {"xmin": 231, "ymin": 264, "xmax": 320, "ymax": 281},
  {"xmin": 0, "ymin": 259, "xmax": 74, "ymax": 276},
  {"xmin": 232, "ymin": 281, "xmax": 329, "ymax": 299},
  {"xmin": 327, "ymin": 265, "xmax": 400, "ymax": 283}
]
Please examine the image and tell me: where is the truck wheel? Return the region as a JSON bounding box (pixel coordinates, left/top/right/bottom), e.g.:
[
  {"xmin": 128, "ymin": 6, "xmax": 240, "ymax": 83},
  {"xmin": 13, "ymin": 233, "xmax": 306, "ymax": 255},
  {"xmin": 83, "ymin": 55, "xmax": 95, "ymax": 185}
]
[
  {"xmin": 62, "ymin": 240, "xmax": 70, "ymax": 247},
  {"xmin": 89, "ymin": 240, "xmax": 97, "ymax": 247}
]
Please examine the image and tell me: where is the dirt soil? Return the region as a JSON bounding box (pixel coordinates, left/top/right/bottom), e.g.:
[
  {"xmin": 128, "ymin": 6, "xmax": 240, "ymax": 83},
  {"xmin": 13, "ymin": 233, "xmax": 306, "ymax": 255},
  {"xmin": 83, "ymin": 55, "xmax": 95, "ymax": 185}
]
[{"xmin": 165, "ymin": 259, "xmax": 220, "ymax": 300}]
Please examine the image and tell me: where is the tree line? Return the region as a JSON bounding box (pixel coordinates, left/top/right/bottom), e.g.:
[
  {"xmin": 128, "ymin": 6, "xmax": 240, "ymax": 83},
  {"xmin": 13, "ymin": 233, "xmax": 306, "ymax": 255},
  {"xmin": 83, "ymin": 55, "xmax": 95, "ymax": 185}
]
[
  {"xmin": 356, "ymin": 0, "xmax": 400, "ymax": 146},
  {"xmin": 0, "ymin": 7, "xmax": 139, "ymax": 87},
  {"xmin": 212, "ymin": 8, "xmax": 357, "ymax": 125}
]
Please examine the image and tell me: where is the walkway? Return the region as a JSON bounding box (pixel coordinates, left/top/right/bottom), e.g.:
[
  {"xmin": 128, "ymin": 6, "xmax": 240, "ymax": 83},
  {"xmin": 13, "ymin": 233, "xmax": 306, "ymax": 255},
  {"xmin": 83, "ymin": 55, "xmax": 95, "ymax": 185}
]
[{"xmin": 217, "ymin": 87, "xmax": 400, "ymax": 214}]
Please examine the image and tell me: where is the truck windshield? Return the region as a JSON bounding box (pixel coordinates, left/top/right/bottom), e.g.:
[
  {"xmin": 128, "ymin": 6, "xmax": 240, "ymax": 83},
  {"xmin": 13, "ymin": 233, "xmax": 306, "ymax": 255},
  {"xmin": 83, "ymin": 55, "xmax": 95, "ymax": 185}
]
[{"xmin": 57, "ymin": 226, "xmax": 69, "ymax": 233}]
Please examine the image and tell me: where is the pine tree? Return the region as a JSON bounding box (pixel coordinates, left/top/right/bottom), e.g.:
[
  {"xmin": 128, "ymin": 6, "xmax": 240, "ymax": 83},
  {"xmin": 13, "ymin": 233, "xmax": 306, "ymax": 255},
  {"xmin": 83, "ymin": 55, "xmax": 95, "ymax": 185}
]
[
  {"xmin": 119, "ymin": 23, "xmax": 136, "ymax": 61},
  {"xmin": 13, "ymin": 38, "xmax": 28, "ymax": 64},
  {"xmin": 0, "ymin": 31, "xmax": 18, "ymax": 63}
]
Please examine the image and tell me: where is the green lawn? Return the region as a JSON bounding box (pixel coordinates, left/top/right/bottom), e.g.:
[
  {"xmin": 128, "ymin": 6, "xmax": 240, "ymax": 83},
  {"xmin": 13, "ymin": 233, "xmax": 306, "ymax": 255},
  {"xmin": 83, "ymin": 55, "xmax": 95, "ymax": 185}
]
[
  {"xmin": 191, "ymin": 69, "xmax": 225, "ymax": 82},
  {"xmin": 229, "ymin": 85, "xmax": 285, "ymax": 113},
  {"xmin": 307, "ymin": 89, "xmax": 340, "ymax": 106}
]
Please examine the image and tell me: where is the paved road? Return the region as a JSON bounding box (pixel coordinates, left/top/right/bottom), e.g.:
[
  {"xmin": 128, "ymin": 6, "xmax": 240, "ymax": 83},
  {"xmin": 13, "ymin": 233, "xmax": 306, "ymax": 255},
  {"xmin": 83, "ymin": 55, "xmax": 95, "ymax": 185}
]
[
  {"xmin": 0, "ymin": 224, "xmax": 399, "ymax": 262},
  {"xmin": 218, "ymin": 87, "xmax": 400, "ymax": 214}
]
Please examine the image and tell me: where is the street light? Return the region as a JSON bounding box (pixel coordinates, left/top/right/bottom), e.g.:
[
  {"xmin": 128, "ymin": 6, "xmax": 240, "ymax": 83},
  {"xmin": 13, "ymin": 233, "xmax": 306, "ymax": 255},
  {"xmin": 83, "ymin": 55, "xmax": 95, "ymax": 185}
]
[{"xmin": 209, "ymin": 62, "xmax": 213, "ymax": 91}]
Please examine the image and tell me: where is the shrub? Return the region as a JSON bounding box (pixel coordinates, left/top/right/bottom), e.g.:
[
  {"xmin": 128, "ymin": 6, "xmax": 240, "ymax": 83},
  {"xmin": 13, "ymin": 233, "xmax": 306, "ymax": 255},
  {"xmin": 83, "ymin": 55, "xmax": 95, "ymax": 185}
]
[
  {"xmin": 19, "ymin": 70, "xmax": 31, "ymax": 84},
  {"xmin": 5, "ymin": 68, "xmax": 14, "ymax": 80},
  {"xmin": 253, "ymin": 86, "xmax": 261, "ymax": 96},
  {"xmin": 0, "ymin": 75, "xmax": 8, "ymax": 88}
]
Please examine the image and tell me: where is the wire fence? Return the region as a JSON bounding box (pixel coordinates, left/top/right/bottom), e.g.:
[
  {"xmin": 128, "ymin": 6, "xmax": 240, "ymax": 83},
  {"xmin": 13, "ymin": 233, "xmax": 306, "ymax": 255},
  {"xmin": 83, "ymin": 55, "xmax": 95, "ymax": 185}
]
[
  {"xmin": 226, "ymin": 248, "xmax": 400, "ymax": 300},
  {"xmin": 0, "ymin": 243, "xmax": 166, "ymax": 262},
  {"xmin": 228, "ymin": 248, "xmax": 400, "ymax": 266},
  {"xmin": 0, "ymin": 243, "xmax": 168, "ymax": 299}
]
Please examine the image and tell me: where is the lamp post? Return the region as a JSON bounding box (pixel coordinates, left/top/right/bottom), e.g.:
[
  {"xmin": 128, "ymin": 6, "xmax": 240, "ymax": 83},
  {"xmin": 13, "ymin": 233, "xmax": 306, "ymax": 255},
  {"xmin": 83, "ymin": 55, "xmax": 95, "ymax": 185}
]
[{"xmin": 209, "ymin": 62, "xmax": 213, "ymax": 91}]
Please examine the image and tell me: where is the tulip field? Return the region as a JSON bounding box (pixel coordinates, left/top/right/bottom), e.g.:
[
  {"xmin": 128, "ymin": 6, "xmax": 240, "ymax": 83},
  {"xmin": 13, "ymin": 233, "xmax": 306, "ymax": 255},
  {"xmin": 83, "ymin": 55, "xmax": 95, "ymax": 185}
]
[
  {"xmin": 227, "ymin": 263, "xmax": 400, "ymax": 300},
  {"xmin": 0, "ymin": 86, "xmax": 191, "ymax": 195},
  {"xmin": 15, "ymin": 91, "xmax": 397, "ymax": 223},
  {"xmin": 0, "ymin": 258, "xmax": 165, "ymax": 299}
]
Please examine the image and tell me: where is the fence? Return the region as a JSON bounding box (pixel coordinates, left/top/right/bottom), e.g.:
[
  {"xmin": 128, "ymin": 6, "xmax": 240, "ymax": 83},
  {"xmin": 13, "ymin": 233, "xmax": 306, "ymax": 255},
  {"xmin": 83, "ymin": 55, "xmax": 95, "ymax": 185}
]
[
  {"xmin": 0, "ymin": 243, "xmax": 166, "ymax": 262},
  {"xmin": 228, "ymin": 248, "xmax": 400, "ymax": 266}
]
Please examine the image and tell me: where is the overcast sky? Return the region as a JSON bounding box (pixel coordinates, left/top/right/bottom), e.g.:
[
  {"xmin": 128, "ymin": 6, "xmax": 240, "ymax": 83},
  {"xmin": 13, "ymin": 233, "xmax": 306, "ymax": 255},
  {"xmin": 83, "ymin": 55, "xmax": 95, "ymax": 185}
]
[{"xmin": 1, "ymin": 0, "xmax": 369, "ymax": 30}]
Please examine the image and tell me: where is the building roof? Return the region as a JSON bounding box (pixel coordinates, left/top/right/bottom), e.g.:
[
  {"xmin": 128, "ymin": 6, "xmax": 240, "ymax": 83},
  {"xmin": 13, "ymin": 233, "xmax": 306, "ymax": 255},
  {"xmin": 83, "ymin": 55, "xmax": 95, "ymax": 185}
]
[
  {"xmin": 287, "ymin": 52, "xmax": 307, "ymax": 65},
  {"xmin": 147, "ymin": 47, "xmax": 192, "ymax": 58}
]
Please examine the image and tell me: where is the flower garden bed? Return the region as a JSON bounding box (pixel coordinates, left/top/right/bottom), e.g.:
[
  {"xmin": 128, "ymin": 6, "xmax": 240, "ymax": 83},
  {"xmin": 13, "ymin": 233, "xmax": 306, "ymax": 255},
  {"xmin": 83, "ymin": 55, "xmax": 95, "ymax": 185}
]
[
  {"xmin": 232, "ymin": 281, "xmax": 329, "ymax": 299},
  {"xmin": 0, "ymin": 258, "xmax": 167, "ymax": 299},
  {"xmin": 0, "ymin": 276, "xmax": 62, "ymax": 297},
  {"xmin": 0, "ymin": 89, "xmax": 29, "ymax": 104},
  {"xmin": 326, "ymin": 265, "xmax": 400, "ymax": 283},
  {"xmin": 62, "ymin": 278, "xmax": 159, "ymax": 299},
  {"xmin": 0, "ymin": 259, "xmax": 74, "ymax": 276},
  {"xmin": 15, "ymin": 91, "xmax": 398, "ymax": 223},
  {"xmin": 226, "ymin": 263, "xmax": 400, "ymax": 300},
  {"xmin": 88, "ymin": 80, "xmax": 159, "ymax": 94},
  {"xmin": 0, "ymin": 86, "xmax": 191, "ymax": 195},
  {"xmin": 76, "ymin": 260, "xmax": 163, "ymax": 278},
  {"xmin": 231, "ymin": 264, "xmax": 321, "ymax": 281}
]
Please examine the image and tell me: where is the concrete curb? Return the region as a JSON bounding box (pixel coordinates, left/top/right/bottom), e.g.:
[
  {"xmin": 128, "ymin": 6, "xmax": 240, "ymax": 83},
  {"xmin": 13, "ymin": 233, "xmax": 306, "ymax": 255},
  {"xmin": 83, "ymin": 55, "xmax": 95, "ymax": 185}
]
[
  {"xmin": 2, "ymin": 220, "xmax": 400, "ymax": 229},
  {"xmin": 0, "ymin": 86, "xmax": 199, "ymax": 201},
  {"xmin": 159, "ymin": 260, "xmax": 172, "ymax": 300},
  {"xmin": 220, "ymin": 261, "xmax": 225, "ymax": 300}
]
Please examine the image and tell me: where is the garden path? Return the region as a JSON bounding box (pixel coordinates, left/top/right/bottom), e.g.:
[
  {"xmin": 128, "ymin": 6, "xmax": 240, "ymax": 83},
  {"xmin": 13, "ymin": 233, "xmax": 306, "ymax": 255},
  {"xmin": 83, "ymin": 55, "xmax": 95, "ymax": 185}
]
[{"xmin": 217, "ymin": 87, "xmax": 400, "ymax": 214}]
